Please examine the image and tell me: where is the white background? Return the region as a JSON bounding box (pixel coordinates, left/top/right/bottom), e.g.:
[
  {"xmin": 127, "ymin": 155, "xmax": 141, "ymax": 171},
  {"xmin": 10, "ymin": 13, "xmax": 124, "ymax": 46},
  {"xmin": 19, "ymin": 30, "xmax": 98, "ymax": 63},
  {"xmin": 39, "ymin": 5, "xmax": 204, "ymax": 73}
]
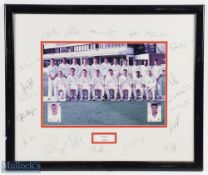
[{"xmin": 0, "ymin": 0, "xmax": 207, "ymax": 174}]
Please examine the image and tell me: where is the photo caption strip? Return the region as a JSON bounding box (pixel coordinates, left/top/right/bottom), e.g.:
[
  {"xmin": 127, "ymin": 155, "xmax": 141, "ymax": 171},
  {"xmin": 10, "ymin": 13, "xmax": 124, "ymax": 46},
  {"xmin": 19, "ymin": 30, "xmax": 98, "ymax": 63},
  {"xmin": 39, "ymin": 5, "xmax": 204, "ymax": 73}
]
[{"xmin": 91, "ymin": 132, "xmax": 117, "ymax": 144}]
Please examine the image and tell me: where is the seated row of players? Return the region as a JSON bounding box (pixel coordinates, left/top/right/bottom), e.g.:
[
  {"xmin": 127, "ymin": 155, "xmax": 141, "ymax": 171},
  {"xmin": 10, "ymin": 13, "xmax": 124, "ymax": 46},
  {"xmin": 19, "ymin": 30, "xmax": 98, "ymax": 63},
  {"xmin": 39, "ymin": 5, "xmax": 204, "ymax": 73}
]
[
  {"xmin": 54, "ymin": 68, "xmax": 157, "ymax": 101},
  {"xmin": 47, "ymin": 57, "xmax": 163, "ymax": 101}
]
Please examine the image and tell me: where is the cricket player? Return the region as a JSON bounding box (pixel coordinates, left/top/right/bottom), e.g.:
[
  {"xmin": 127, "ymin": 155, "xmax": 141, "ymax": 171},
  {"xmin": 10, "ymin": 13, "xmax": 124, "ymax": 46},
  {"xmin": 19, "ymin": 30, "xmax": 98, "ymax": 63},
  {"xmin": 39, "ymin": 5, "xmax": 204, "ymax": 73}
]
[
  {"xmin": 91, "ymin": 70, "xmax": 105, "ymax": 100},
  {"xmin": 47, "ymin": 59, "xmax": 58, "ymax": 99},
  {"xmin": 48, "ymin": 103, "xmax": 61, "ymax": 122},
  {"xmin": 140, "ymin": 60, "xmax": 150, "ymax": 78},
  {"xmin": 79, "ymin": 69, "xmax": 92, "ymax": 101},
  {"xmin": 54, "ymin": 70, "xmax": 67, "ymax": 100},
  {"xmin": 144, "ymin": 70, "xmax": 157, "ymax": 101},
  {"xmin": 81, "ymin": 58, "xmax": 91, "ymax": 78},
  {"xmin": 132, "ymin": 71, "xmax": 145, "ymax": 100},
  {"xmin": 70, "ymin": 58, "xmax": 81, "ymax": 78},
  {"xmin": 151, "ymin": 59, "xmax": 163, "ymax": 99},
  {"xmin": 101, "ymin": 58, "xmax": 111, "ymax": 78},
  {"xmin": 111, "ymin": 58, "xmax": 121, "ymax": 78},
  {"xmin": 51, "ymin": 103, "xmax": 59, "ymax": 116},
  {"xmin": 66, "ymin": 67, "xmax": 79, "ymax": 99},
  {"xmin": 120, "ymin": 59, "xmax": 132, "ymax": 76},
  {"xmin": 105, "ymin": 69, "xmax": 119, "ymax": 100},
  {"xmin": 148, "ymin": 103, "xmax": 161, "ymax": 122},
  {"xmin": 58, "ymin": 57, "xmax": 70, "ymax": 77},
  {"xmin": 91, "ymin": 58, "xmax": 101, "ymax": 77},
  {"xmin": 119, "ymin": 69, "xmax": 133, "ymax": 101},
  {"xmin": 132, "ymin": 60, "xmax": 141, "ymax": 79}
]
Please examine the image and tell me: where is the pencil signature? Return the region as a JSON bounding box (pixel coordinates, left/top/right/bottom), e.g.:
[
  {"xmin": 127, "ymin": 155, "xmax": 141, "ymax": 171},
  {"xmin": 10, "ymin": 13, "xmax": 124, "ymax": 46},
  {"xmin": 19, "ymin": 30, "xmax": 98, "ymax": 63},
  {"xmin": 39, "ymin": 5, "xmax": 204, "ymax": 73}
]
[
  {"xmin": 19, "ymin": 77, "xmax": 34, "ymax": 95},
  {"xmin": 169, "ymin": 72, "xmax": 179, "ymax": 86},
  {"xmin": 169, "ymin": 85, "xmax": 191, "ymax": 103},
  {"xmin": 169, "ymin": 113, "xmax": 180, "ymax": 134},
  {"xmin": 164, "ymin": 142, "xmax": 177, "ymax": 153},
  {"xmin": 123, "ymin": 137, "xmax": 145, "ymax": 150},
  {"xmin": 145, "ymin": 31, "xmax": 166, "ymax": 38},
  {"xmin": 64, "ymin": 26, "xmax": 79, "ymax": 37},
  {"xmin": 128, "ymin": 30, "xmax": 141, "ymax": 37},
  {"xmin": 169, "ymin": 40, "xmax": 193, "ymax": 50},
  {"xmin": 90, "ymin": 145, "xmax": 105, "ymax": 153},
  {"xmin": 17, "ymin": 77, "xmax": 37, "ymax": 103},
  {"xmin": 44, "ymin": 134, "xmax": 82, "ymax": 156},
  {"xmin": 42, "ymin": 28, "xmax": 58, "ymax": 39},
  {"xmin": 17, "ymin": 107, "xmax": 37, "ymax": 122},
  {"xmin": 19, "ymin": 126, "xmax": 35, "ymax": 149},
  {"xmin": 170, "ymin": 99, "xmax": 191, "ymax": 111},
  {"xmin": 18, "ymin": 58, "xmax": 40, "ymax": 73},
  {"xmin": 89, "ymin": 29, "xmax": 117, "ymax": 37}
]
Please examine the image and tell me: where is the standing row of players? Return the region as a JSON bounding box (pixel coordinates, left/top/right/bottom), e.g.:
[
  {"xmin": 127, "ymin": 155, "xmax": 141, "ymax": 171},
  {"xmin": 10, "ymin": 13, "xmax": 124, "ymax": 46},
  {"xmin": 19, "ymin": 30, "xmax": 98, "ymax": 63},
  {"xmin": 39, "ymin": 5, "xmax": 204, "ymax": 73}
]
[{"xmin": 46, "ymin": 57, "xmax": 164, "ymax": 101}]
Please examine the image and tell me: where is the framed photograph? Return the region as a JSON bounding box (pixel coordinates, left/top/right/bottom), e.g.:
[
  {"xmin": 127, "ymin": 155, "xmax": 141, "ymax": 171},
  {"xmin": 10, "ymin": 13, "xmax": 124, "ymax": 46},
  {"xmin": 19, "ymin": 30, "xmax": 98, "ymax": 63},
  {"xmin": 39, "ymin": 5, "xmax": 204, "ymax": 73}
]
[{"xmin": 5, "ymin": 5, "xmax": 204, "ymax": 171}]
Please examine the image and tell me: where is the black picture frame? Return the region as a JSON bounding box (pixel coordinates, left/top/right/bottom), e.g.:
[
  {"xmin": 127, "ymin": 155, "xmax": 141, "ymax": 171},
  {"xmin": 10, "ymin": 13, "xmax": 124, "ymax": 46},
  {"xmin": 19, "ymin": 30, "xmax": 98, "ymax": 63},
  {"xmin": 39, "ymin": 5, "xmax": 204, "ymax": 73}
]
[{"xmin": 5, "ymin": 4, "xmax": 204, "ymax": 171}]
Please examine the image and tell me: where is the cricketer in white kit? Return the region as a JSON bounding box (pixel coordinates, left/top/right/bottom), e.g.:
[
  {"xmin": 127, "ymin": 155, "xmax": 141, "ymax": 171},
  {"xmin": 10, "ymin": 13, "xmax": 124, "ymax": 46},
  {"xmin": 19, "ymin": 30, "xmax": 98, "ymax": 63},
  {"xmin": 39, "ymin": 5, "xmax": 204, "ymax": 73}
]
[
  {"xmin": 151, "ymin": 59, "xmax": 163, "ymax": 99},
  {"xmin": 132, "ymin": 71, "xmax": 145, "ymax": 100},
  {"xmin": 81, "ymin": 58, "xmax": 91, "ymax": 78},
  {"xmin": 120, "ymin": 59, "xmax": 132, "ymax": 77},
  {"xmin": 111, "ymin": 58, "xmax": 121, "ymax": 78},
  {"xmin": 54, "ymin": 70, "xmax": 67, "ymax": 100},
  {"xmin": 58, "ymin": 57, "xmax": 70, "ymax": 77},
  {"xmin": 105, "ymin": 69, "xmax": 119, "ymax": 100},
  {"xmin": 91, "ymin": 58, "xmax": 101, "ymax": 78},
  {"xmin": 47, "ymin": 59, "xmax": 58, "ymax": 99},
  {"xmin": 91, "ymin": 69, "xmax": 105, "ymax": 100},
  {"xmin": 119, "ymin": 69, "xmax": 133, "ymax": 100},
  {"xmin": 140, "ymin": 60, "xmax": 150, "ymax": 78},
  {"xmin": 79, "ymin": 69, "xmax": 92, "ymax": 101},
  {"xmin": 101, "ymin": 58, "xmax": 111, "ymax": 78},
  {"xmin": 148, "ymin": 103, "xmax": 161, "ymax": 122},
  {"xmin": 66, "ymin": 67, "xmax": 79, "ymax": 99},
  {"xmin": 132, "ymin": 60, "xmax": 141, "ymax": 79},
  {"xmin": 70, "ymin": 58, "xmax": 81, "ymax": 78},
  {"xmin": 144, "ymin": 70, "xmax": 157, "ymax": 101}
]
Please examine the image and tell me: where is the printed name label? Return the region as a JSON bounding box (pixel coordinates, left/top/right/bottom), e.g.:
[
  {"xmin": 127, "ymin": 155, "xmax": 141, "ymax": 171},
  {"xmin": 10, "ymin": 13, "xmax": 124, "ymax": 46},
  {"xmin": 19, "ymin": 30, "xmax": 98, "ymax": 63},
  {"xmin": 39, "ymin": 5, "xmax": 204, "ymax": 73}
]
[{"xmin": 91, "ymin": 132, "xmax": 117, "ymax": 144}]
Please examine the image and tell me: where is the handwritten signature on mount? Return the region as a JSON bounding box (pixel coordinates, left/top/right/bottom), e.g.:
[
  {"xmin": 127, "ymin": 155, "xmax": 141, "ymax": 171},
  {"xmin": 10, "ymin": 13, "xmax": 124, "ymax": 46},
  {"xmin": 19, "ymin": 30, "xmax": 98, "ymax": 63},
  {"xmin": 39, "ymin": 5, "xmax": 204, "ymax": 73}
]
[
  {"xmin": 128, "ymin": 30, "xmax": 166, "ymax": 38},
  {"xmin": 169, "ymin": 85, "xmax": 191, "ymax": 103},
  {"xmin": 20, "ymin": 77, "xmax": 34, "ymax": 95},
  {"xmin": 18, "ymin": 58, "xmax": 40, "ymax": 73},
  {"xmin": 169, "ymin": 72, "xmax": 179, "ymax": 86},
  {"xmin": 169, "ymin": 40, "xmax": 193, "ymax": 50},
  {"xmin": 41, "ymin": 28, "xmax": 58, "ymax": 39},
  {"xmin": 164, "ymin": 142, "xmax": 177, "ymax": 153},
  {"xmin": 44, "ymin": 134, "xmax": 82, "ymax": 157},
  {"xmin": 17, "ymin": 107, "xmax": 37, "ymax": 122},
  {"xmin": 64, "ymin": 26, "xmax": 79, "ymax": 37},
  {"xmin": 169, "ymin": 113, "xmax": 180, "ymax": 135},
  {"xmin": 17, "ymin": 77, "xmax": 36, "ymax": 103},
  {"xmin": 89, "ymin": 29, "xmax": 117, "ymax": 37}
]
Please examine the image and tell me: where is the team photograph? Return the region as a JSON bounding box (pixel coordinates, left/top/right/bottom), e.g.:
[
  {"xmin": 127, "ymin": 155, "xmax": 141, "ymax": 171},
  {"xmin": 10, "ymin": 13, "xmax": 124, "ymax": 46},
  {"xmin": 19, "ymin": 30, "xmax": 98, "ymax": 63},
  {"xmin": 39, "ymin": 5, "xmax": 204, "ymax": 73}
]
[{"xmin": 42, "ymin": 42, "xmax": 166, "ymax": 126}]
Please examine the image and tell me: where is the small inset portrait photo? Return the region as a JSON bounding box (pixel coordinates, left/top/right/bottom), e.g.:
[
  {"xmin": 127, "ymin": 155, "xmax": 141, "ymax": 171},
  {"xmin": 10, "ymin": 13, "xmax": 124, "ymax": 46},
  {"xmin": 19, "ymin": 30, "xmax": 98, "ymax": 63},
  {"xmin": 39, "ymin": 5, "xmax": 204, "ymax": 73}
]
[
  {"xmin": 47, "ymin": 103, "xmax": 61, "ymax": 122},
  {"xmin": 147, "ymin": 102, "xmax": 161, "ymax": 122}
]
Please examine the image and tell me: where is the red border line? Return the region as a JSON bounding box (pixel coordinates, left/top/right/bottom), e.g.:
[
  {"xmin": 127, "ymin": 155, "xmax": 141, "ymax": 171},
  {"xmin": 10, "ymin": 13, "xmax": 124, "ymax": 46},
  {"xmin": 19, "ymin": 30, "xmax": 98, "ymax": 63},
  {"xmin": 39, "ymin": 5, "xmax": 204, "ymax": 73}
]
[
  {"xmin": 91, "ymin": 132, "xmax": 117, "ymax": 144},
  {"xmin": 40, "ymin": 41, "xmax": 168, "ymax": 128}
]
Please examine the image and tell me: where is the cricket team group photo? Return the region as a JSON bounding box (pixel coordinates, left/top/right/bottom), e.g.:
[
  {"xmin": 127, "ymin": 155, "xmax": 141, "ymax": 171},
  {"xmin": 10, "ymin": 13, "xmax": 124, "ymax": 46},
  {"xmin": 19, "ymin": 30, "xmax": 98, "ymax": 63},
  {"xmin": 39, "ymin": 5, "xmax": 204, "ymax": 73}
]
[{"xmin": 42, "ymin": 42, "xmax": 167, "ymax": 126}]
